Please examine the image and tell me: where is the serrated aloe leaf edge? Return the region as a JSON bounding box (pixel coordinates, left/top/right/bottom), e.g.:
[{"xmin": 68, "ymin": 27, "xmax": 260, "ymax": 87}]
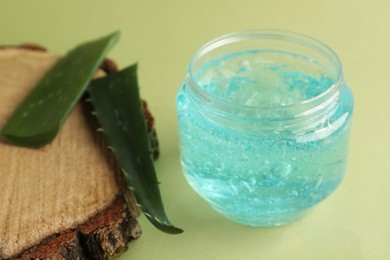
[
  {"xmin": 1, "ymin": 31, "xmax": 120, "ymax": 147},
  {"xmin": 88, "ymin": 64, "xmax": 183, "ymax": 234}
]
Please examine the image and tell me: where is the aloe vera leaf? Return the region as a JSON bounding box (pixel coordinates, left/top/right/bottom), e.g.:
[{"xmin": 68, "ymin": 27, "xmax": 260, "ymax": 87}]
[
  {"xmin": 88, "ymin": 64, "xmax": 183, "ymax": 234},
  {"xmin": 1, "ymin": 31, "xmax": 120, "ymax": 147}
]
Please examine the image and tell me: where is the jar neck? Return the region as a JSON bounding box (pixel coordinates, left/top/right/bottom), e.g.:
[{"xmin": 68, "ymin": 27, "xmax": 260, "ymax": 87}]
[{"xmin": 185, "ymin": 30, "xmax": 344, "ymax": 132}]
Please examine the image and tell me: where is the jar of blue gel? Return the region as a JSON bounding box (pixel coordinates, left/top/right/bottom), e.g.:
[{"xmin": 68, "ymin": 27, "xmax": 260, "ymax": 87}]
[{"xmin": 176, "ymin": 30, "xmax": 353, "ymax": 226}]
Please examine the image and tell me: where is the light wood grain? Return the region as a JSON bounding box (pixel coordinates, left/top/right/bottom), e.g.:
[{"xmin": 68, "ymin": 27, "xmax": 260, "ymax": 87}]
[{"xmin": 0, "ymin": 49, "xmax": 126, "ymax": 259}]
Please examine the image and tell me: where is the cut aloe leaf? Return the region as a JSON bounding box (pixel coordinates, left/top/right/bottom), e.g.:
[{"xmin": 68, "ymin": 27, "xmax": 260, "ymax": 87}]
[
  {"xmin": 1, "ymin": 31, "xmax": 120, "ymax": 147},
  {"xmin": 88, "ymin": 64, "xmax": 183, "ymax": 234}
]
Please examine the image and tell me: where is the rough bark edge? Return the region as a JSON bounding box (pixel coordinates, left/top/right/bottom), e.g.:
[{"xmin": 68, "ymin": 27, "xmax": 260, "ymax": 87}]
[{"xmin": 15, "ymin": 195, "xmax": 141, "ymax": 260}]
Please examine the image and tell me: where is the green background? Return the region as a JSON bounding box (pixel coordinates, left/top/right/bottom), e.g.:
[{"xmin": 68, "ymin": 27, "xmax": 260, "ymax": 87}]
[{"xmin": 1, "ymin": 1, "xmax": 389, "ymax": 259}]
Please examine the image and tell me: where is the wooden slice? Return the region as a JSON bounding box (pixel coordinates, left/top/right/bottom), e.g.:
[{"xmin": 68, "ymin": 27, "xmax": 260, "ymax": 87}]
[{"xmin": 0, "ymin": 48, "xmax": 141, "ymax": 259}]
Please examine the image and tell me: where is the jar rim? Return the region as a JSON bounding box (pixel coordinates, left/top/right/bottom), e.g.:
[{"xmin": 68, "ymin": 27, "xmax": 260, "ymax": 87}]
[{"xmin": 186, "ymin": 29, "xmax": 343, "ymax": 118}]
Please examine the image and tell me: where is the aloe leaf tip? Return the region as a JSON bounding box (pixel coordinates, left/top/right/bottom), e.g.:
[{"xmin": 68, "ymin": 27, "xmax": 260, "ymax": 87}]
[{"xmin": 145, "ymin": 213, "xmax": 184, "ymax": 234}]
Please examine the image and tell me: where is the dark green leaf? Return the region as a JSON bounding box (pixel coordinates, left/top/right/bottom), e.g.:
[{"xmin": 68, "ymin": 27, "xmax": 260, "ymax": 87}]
[
  {"xmin": 88, "ymin": 64, "xmax": 183, "ymax": 234},
  {"xmin": 1, "ymin": 31, "xmax": 120, "ymax": 147}
]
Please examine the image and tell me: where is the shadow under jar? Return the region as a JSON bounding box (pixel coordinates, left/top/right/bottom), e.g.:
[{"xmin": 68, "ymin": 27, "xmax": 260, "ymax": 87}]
[{"xmin": 176, "ymin": 30, "xmax": 353, "ymax": 227}]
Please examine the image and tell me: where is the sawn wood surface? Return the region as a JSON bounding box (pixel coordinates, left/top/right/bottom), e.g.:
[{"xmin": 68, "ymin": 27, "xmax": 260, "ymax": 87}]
[{"xmin": 0, "ymin": 48, "xmax": 139, "ymax": 259}]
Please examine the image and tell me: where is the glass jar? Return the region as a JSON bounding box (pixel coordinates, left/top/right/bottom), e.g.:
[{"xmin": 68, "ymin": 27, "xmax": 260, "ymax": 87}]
[{"xmin": 176, "ymin": 30, "xmax": 353, "ymax": 227}]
